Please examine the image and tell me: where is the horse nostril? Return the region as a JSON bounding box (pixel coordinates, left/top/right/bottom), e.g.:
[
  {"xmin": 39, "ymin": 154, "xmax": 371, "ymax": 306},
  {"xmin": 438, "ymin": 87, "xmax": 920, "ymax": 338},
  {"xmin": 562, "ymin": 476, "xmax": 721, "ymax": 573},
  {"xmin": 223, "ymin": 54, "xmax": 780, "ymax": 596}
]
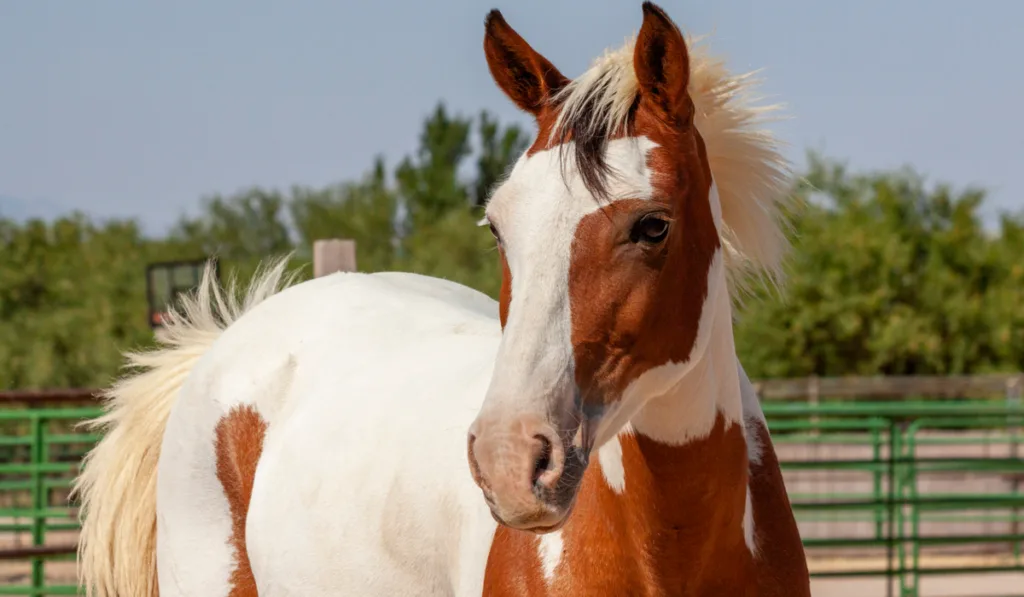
[{"xmin": 531, "ymin": 433, "xmax": 553, "ymax": 486}]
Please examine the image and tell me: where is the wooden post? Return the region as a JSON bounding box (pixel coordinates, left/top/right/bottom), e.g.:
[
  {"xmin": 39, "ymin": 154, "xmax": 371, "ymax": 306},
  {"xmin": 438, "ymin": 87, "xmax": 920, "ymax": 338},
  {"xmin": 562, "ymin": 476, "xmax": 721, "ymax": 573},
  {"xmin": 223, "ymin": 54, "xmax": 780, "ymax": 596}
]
[{"xmin": 313, "ymin": 239, "xmax": 357, "ymax": 277}]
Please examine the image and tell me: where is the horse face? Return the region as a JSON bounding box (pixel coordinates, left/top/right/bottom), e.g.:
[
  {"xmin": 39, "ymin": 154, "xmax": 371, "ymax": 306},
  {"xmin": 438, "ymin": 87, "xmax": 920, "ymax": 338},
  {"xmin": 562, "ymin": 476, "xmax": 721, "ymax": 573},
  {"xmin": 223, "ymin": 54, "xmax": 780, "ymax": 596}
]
[{"xmin": 467, "ymin": 4, "xmax": 720, "ymax": 532}]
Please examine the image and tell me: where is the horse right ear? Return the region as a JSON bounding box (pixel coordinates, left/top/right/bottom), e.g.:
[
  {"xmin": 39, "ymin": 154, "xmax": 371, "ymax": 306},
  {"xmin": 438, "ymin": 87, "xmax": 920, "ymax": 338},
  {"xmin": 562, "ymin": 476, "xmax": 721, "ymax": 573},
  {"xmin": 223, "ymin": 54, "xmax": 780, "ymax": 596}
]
[{"xmin": 483, "ymin": 10, "xmax": 568, "ymax": 116}]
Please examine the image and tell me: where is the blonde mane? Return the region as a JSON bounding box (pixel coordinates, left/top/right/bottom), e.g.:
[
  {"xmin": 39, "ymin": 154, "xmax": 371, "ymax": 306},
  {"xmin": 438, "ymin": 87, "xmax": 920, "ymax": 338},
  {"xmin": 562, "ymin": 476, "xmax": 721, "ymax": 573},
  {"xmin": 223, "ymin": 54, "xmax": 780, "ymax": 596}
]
[{"xmin": 551, "ymin": 35, "xmax": 793, "ymax": 289}]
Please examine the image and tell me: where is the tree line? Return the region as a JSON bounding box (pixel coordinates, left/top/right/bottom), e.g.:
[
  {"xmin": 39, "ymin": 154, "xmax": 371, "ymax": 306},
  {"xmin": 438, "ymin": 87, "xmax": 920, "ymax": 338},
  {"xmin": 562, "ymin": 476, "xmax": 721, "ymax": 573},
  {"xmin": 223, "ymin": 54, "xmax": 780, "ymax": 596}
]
[{"xmin": 1, "ymin": 103, "xmax": 1021, "ymax": 389}]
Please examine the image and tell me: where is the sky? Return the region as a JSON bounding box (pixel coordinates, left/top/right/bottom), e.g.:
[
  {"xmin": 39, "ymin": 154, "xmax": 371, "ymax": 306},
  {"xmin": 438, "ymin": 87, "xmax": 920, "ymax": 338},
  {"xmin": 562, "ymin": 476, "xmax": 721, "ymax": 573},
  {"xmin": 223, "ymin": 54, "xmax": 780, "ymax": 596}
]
[{"xmin": 1, "ymin": 0, "xmax": 1022, "ymax": 235}]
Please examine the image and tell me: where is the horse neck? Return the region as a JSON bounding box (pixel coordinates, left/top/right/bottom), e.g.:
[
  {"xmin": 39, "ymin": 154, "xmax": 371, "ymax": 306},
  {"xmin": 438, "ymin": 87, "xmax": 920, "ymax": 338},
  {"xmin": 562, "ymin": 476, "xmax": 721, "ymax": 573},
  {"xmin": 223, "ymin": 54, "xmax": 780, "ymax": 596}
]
[
  {"xmin": 629, "ymin": 264, "xmax": 744, "ymax": 445},
  {"xmin": 600, "ymin": 272, "xmax": 755, "ymax": 580}
]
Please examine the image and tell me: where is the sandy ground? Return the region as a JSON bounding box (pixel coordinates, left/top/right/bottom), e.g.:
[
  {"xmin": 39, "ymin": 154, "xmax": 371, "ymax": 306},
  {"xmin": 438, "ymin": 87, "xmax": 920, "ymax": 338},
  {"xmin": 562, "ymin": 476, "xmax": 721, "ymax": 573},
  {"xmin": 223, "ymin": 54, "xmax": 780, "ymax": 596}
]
[
  {"xmin": 813, "ymin": 573, "xmax": 1024, "ymax": 596},
  {"xmin": 5, "ymin": 540, "xmax": 1022, "ymax": 596},
  {"xmin": 0, "ymin": 522, "xmax": 77, "ymax": 590},
  {"xmin": 809, "ymin": 554, "xmax": 1024, "ymax": 596},
  {"xmin": 4, "ymin": 562, "xmax": 1021, "ymax": 596},
  {"xmin": 0, "ymin": 560, "xmax": 77, "ymax": 591},
  {"xmin": 2, "ymin": 520, "xmax": 1021, "ymax": 595}
]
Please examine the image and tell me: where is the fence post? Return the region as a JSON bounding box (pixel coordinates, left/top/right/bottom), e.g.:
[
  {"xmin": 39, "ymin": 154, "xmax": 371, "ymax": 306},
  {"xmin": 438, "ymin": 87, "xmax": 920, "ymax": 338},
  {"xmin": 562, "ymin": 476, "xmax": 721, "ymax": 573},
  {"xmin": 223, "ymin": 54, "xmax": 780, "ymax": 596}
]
[
  {"xmin": 313, "ymin": 239, "xmax": 358, "ymax": 277},
  {"xmin": 30, "ymin": 414, "xmax": 45, "ymax": 592},
  {"xmin": 1008, "ymin": 375, "xmax": 1022, "ymax": 559}
]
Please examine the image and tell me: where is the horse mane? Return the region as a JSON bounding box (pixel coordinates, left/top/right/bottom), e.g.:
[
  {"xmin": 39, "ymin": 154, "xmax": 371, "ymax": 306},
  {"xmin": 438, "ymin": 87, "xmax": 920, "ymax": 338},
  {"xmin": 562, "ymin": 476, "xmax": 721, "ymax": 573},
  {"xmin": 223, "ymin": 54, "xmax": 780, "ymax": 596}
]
[{"xmin": 550, "ymin": 35, "xmax": 793, "ymax": 290}]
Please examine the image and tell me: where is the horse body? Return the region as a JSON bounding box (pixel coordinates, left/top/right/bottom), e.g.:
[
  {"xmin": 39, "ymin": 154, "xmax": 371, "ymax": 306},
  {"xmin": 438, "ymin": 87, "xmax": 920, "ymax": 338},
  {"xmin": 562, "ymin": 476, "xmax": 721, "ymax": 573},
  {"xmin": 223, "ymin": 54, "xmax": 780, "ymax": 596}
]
[
  {"xmin": 157, "ymin": 271, "xmax": 503, "ymax": 596},
  {"xmin": 74, "ymin": 4, "xmax": 811, "ymax": 596}
]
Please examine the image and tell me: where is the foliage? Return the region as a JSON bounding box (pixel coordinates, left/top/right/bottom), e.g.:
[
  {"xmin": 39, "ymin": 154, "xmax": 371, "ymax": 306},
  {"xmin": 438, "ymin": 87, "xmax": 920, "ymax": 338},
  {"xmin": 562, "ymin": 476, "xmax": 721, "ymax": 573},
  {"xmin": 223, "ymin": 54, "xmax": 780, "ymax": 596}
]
[
  {"xmin": 0, "ymin": 216, "xmax": 163, "ymax": 388},
  {"xmin": 289, "ymin": 158, "xmax": 398, "ymax": 272},
  {"xmin": 734, "ymin": 153, "xmax": 1024, "ymax": 377},
  {"xmin": 0, "ymin": 102, "xmax": 1021, "ymax": 388}
]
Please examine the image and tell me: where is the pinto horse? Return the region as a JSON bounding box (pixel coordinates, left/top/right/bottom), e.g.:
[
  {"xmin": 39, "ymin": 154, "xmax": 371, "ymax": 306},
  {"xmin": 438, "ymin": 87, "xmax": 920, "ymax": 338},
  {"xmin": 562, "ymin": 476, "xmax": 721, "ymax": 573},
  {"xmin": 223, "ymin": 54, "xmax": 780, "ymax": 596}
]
[{"xmin": 73, "ymin": 4, "xmax": 809, "ymax": 596}]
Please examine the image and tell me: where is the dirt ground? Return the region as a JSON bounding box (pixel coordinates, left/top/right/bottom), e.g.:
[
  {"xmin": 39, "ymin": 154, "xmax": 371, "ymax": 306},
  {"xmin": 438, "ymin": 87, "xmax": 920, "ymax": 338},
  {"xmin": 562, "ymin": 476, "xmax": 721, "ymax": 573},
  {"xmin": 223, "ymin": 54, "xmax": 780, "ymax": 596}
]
[
  {"xmin": 809, "ymin": 554, "xmax": 1024, "ymax": 596},
  {"xmin": 5, "ymin": 564, "xmax": 1020, "ymax": 595},
  {"xmin": 2, "ymin": 524, "xmax": 1021, "ymax": 595},
  {"xmin": 813, "ymin": 573, "xmax": 1024, "ymax": 596},
  {"xmin": 0, "ymin": 522, "xmax": 77, "ymax": 590}
]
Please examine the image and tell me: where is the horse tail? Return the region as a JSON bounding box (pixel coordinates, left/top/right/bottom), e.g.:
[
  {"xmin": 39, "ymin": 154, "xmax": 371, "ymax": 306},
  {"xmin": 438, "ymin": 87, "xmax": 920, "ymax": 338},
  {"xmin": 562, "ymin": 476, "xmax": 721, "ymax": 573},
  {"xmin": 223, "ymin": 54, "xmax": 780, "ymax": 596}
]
[{"xmin": 71, "ymin": 257, "xmax": 296, "ymax": 597}]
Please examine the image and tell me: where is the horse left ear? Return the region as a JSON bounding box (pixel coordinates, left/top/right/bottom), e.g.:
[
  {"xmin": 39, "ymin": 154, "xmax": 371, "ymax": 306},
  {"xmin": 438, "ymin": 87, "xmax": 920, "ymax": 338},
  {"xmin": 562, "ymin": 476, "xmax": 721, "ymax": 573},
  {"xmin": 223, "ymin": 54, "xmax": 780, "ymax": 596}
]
[
  {"xmin": 483, "ymin": 10, "xmax": 569, "ymax": 117},
  {"xmin": 634, "ymin": 2, "xmax": 692, "ymax": 125}
]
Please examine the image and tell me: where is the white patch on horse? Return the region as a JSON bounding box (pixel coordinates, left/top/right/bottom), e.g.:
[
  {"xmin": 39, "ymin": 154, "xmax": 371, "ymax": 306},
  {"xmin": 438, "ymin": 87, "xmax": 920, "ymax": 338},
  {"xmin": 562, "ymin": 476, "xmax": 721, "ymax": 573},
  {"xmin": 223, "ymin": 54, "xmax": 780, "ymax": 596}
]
[
  {"xmin": 597, "ymin": 429, "xmax": 629, "ymax": 494},
  {"xmin": 537, "ymin": 530, "xmax": 565, "ymax": 583},
  {"xmin": 479, "ymin": 137, "xmax": 658, "ymax": 425},
  {"xmin": 708, "ymin": 181, "xmax": 723, "ymax": 231},
  {"xmin": 743, "ymin": 486, "xmax": 758, "ymax": 556}
]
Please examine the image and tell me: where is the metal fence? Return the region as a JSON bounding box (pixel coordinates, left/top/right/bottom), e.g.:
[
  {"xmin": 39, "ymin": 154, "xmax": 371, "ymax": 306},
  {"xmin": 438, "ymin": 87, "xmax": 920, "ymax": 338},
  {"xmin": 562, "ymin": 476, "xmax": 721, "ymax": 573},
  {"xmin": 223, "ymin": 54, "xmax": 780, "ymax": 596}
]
[
  {"xmin": 1, "ymin": 377, "xmax": 1023, "ymax": 597},
  {"xmin": 0, "ymin": 403, "xmax": 97, "ymax": 596},
  {"xmin": 765, "ymin": 400, "xmax": 1023, "ymax": 597}
]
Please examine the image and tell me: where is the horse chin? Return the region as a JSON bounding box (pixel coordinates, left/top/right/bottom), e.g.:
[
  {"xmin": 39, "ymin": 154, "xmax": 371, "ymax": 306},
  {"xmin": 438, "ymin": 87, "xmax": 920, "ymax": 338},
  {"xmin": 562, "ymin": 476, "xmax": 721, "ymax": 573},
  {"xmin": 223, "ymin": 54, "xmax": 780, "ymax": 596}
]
[
  {"xmin": 524, "ymin": 517, "xmax": 568, "ymax": 535},
  {"xmin": 530, "ymin": 497, "xmax": 579, "ymax": 534},
  {"xmin": 488, "ymin": 496, "xmax": 579, "ymax": 535}
]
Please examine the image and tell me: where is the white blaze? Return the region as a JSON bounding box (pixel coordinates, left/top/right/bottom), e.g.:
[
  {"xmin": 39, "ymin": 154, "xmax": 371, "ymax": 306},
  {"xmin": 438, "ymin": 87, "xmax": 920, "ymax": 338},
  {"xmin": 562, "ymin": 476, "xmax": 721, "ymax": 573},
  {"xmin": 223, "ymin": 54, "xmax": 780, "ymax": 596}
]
[{"xmin": 479, "ymin": 137, "xmax": 658, "ymax": 423}]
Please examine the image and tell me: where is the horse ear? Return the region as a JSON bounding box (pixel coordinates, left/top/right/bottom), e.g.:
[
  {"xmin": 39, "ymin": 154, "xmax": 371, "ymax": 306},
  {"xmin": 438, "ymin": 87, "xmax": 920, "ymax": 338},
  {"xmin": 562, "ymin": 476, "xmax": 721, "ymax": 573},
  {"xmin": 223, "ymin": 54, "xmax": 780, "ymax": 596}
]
[
  {"xmin": 634, "ymin": 2, "xmax": 692, "ymax": 124},
  {"xmin": 483, "ymin": 10, "xmax": 568, "ymax": 116}
]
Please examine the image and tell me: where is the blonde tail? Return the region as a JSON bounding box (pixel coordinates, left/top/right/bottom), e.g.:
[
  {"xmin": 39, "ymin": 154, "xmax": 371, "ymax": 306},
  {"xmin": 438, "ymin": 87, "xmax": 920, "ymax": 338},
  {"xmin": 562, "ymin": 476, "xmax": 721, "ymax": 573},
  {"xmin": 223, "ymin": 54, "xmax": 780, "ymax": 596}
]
[{"xmin": 71, "ymin": 257, "xmax": 297, "ymax": 597}]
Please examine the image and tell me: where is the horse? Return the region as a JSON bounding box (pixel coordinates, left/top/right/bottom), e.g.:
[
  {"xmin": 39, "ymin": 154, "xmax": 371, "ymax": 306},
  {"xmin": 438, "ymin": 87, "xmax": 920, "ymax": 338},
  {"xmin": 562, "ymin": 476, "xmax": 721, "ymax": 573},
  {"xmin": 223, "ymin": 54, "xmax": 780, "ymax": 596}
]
[{"xmin": 72, "ymin": 3, "xmax": 810, "ymax": 596}]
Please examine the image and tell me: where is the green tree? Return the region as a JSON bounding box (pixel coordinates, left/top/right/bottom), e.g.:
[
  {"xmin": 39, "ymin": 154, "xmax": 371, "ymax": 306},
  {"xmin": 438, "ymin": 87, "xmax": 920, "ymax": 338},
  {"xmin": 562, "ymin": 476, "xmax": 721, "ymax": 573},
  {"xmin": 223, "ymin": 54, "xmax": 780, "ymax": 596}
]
[
  {"xmin": 399, "ymin": 208, "xmax": 502, "ymax": 298},
  {"xmin": 473, "ymin": 110, "xmax": 530, "ymax": 207},
  {"xmin": 396, "ymin": 104, "xmax": 474, "ymax": 228},
  {"xmin": 389, "ymin": 104, "xmax": 523, "ymax": 295},
  {"xmin": 290, "ymin": 157, "xmax": 398, "ymax": 273},
  {"xmin": 172, "ymin": 188, "xmax": 293, "ymax": 263},
  {"xmin": 735, "ymin": 152, "xmax": 1024, "ymax": 377},
  {"xmin": 0, "ymin": 215, "xmax": 159, "ymax": 388}
]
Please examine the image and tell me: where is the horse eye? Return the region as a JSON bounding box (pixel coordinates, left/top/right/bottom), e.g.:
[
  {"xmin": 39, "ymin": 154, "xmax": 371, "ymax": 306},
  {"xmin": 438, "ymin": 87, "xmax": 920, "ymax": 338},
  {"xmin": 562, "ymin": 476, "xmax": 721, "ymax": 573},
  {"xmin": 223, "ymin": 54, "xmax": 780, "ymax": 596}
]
[
  {"xmin": 630, "ymin": 215, "xmax": 670, "ymax": 244},
  {"xmin": 488, "ymin": 223, "xmax": 502, "ymax": 244}
]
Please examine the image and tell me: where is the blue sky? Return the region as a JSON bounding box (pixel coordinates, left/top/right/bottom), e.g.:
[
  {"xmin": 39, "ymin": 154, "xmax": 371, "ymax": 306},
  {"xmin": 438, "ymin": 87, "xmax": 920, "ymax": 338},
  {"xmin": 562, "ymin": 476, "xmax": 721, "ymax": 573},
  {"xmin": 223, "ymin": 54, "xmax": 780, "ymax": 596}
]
[{"xmin": 1, "ymin": 0, "xmax": 1021, "ymax": 234}]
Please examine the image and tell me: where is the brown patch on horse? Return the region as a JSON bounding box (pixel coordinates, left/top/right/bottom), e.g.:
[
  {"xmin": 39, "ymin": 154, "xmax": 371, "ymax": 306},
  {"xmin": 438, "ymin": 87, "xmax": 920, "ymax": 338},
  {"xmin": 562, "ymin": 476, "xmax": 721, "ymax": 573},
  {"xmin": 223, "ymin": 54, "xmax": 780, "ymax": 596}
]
[
  {"xmin": 498, "ymin": 247, "xmax": 512, "ymax": 329},
  {"xmin": 214, "ymin": 405, "xmax": 268, "ymax": 597}
]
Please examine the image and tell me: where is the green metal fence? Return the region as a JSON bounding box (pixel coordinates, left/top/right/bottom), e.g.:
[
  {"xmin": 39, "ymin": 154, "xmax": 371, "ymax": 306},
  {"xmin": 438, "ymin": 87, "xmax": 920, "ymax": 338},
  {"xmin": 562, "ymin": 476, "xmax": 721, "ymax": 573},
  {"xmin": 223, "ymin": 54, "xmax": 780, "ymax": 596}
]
[
  {"xmin": 0, "ymin": 406, "xmax": 99, "ymax": 596},
  {"xmin": 764, "ymin": 399, "xmax": 1024, "ymax": 597},
  {"xmin": 1, "ymin": 384, "xmax": 1023, "ymax": 596}
]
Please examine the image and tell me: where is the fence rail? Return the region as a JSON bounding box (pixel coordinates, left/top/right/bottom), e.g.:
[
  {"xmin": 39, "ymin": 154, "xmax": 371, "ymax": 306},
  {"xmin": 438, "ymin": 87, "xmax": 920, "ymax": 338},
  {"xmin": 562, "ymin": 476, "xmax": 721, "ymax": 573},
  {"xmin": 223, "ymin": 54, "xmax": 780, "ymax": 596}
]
[
  {"xmin": 2, "ymin": 376, "xmax": 1022, "ymax": 596},
  {"xmin": 0, "ymin": 390, "xmax": 97, "ymax": 407},
  {"xmin": 754, "ymin": 373, "xmax": 1024, "ymax": 401}
]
